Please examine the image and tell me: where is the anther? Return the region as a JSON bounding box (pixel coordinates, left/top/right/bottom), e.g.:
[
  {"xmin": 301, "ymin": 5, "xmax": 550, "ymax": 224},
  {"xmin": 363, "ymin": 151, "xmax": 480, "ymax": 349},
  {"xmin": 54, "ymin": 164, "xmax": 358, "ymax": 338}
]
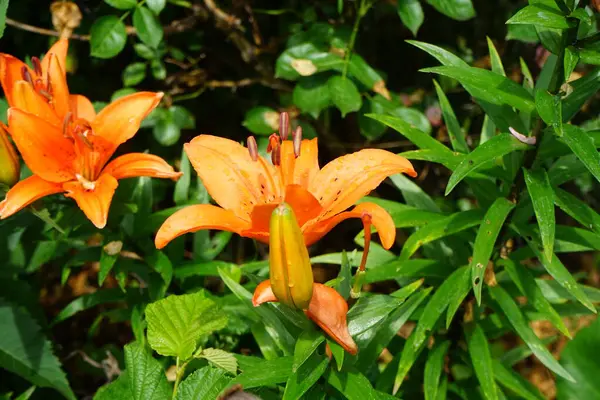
[
  {"xmin": 21, "ymin": 66, "xmax": 33, "ymax": 85},
  {"xmin": 279, "ymin": 112, "xmax": 289, "ymax": 141},
  {"xmin": 62, "ymin": 112, "xmax": 73, "ymax": 138},
  {"xmin": 292, "ymin": 126, "xmax": 302, "ymax": 158},
  {"xmin": 247, "ymin": 136, "xmax": 258, "ymax": 161},
  {"xmin": 267, "ymin": 133, "xmax": 280, "ymax": 153},
  {"xmin": 271, "ymin": 146, "xmax": 281, "ymax": 166},
  {"xmin": 31, "ymin": 57, "xmax": 42, "ymax": 76}
]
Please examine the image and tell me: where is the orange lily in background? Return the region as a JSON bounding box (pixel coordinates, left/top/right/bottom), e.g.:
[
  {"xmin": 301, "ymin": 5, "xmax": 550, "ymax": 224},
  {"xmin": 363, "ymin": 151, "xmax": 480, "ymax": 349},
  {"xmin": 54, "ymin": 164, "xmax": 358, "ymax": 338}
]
[
  {"xmin": 0, "ymin": 92, "xmax": 182, "ymax": 228},
  {"xmin": 253, "ymin": 203, "xmax": 357, "ymax": 354},
  {"xmin": 155, "ymin": 112, "xmax": 416, "ymax": 253}
]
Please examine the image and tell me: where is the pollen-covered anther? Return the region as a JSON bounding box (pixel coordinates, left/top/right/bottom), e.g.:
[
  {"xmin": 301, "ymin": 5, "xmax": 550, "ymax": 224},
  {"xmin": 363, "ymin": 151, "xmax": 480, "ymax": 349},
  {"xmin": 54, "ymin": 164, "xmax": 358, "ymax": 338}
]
[
  {"xmin": 31, "ymin": 56, "xmax": 43, "ymax": 76},
  {"xmin": 271, "ymin": 145, "xmax": 281, "ymax": 166},
  {"xmin": 292, "ymin": 125, "xmax": 302, "ymax": 158},
  {"xmin": 279, "ymin": 112, "xmax": 289, "ymax": 141},
  {"xmin": 267, "ymin": 133, "xmax": 280, "ymax": 153},
  {"xmin": 247, "ymin": 136, "xmax": 258, "ymax": 161}
]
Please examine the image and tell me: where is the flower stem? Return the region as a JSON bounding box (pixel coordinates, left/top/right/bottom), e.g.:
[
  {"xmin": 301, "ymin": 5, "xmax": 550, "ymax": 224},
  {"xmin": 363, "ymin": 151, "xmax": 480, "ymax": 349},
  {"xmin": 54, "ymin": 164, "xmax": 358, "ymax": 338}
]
[
  {"xmin": 341, "ymin": 0, "xmax": 371, "ymax": 79},
  {"xmin": 172, "ymin": 357, "xmax": 187, "ymax": 399}
]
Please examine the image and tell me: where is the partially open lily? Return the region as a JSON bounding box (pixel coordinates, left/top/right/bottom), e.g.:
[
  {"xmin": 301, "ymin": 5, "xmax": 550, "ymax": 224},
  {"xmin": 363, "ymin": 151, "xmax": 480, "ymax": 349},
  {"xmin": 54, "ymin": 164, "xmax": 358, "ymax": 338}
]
[
  {"xmin": 252, "ymin": 203, "xmax": 357, "ymax": 355},
  {"xmin": 155, "ymin": 113, "xmax": 416, "ymax": 251},
  {"xmin": 0, "ymin": 92, "xmax": 182, "ymax": 228}
]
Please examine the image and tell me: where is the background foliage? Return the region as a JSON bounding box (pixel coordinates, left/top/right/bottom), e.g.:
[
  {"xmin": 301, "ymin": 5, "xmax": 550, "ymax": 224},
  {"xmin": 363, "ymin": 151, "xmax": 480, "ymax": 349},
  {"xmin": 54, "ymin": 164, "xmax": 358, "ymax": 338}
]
[{"xmin": 0, "ymin": 0, "xmax": 600, "ymax": 399}]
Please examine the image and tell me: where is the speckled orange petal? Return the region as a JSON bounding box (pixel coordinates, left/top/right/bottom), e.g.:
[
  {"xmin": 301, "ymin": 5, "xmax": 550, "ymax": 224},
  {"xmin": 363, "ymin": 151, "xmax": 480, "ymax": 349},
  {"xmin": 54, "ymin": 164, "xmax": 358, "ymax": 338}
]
[
  {"xmin": 40, "ymin": 39, "xmax": 69, "ymax": 78},
  {"xmin": 63, "ymin": 173, "xmax": 118, "ymax": 229},
  {"xmin": 8, "ymin": 108, "xmax": 76, "ymax": 183},
  {"xmin": 303, "ymin": 202, "xmax": 396, "ymax": 249},
  {"xmin": 0, "ymin": 175, "xmax": 64, "ymax": 219},
  {"xmin": 92, "ymin": 92, "xmax": 163, "ymax": 163},
  {"xmin": 11, "ymin": 81, "xmax": 60, "ymax": 125},
  {"xmin": 155, "ymin": 204, "xmax": 252, "ymax": 249},
  {"xmin": 309, "ymin": 149, "xmax": 416, "ymax": 219},
  {"xmin": 185, "ymin": 135, "xmax": 281, "ymax": 220},
  {"xmin": 281, "ymin": 138, "xmax": 320, "ymax": 188},
  {"xmin": 103, "ymin": 153, "xmax": 182, "ymax": 181},
  {"xmin": 45, "ymin": 54, "xmax": 70, "ymax": 119},
  {"xmin": 305, "ymin": 283, "xmax": 357, "ymax": 355},
  {"xmin": 285, "ymin": 184, "xmax": 322, "ymax": 227},
  {"xmin": 69, "ymin": 94, "xmax": 96, "ymax": 121},
  {"xmin": 252, "ymin": 280, "xmax": 278, "ymax": 306},
  {"xmin": 0, "ymin": 54, "xmax": 32, "ymax": 106}
]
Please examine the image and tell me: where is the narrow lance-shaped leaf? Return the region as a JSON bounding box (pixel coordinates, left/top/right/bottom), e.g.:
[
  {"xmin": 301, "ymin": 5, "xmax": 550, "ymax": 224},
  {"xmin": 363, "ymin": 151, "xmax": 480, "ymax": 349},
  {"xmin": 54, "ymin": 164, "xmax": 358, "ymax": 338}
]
[
  {"xmin": 560, "ymin": 124, "xmax": 600, "ymax": 184},
  {"xmin": 283, "ymin": 351, "xmax": 329, "ymax": 400},
  {"xmin": 397, "ymin": 0, "xmax": 424, "ymax": 36},
  {"xmin": 470, "ymin": 198, "xmax": 515, "ymax": 305},
  {"xmin": 524, "ymin": 168, "xmax": 555, "ymax": 260},
  {"xmin": 424, "ymin": 341, "xmax": 451, "ymax": 400},
  {"xmin": 487, "ymin": 37, "xmax": 506, "ymax": 76},
  {"xmin": 493, "ymin": 360, "xmax": 545, "ymax": 400},
  {"xmin": 489, "ymin": 285, "xmax": 575, "ymax": 382},
  {"xmin": 506, "ymin": 4, "xmax": 573, "ymax": 30},
  {"xmin": 292, "ymin": 329, "xmax": 325, "ymax": 372},
  {"xmin": 466, "ymin": 323, "xmax": 499, "ymax": 400},
  {"xmin": 553, "ymin": 187, "xmax": 600, "ymax": 235},
  {"xmin": 433, "ymin": 80, "xmax": 469, "ymax": 153},
  {"xmin": 445, "ymin": 266, "xmax": 472, "ymax": 328},
  {"xmin": 562, "ymin": 68, "xmax": 600, "ymax": 122},
  {"xmin": 446, "ymin": 133, "xmax": 532, "ymax": 195}
]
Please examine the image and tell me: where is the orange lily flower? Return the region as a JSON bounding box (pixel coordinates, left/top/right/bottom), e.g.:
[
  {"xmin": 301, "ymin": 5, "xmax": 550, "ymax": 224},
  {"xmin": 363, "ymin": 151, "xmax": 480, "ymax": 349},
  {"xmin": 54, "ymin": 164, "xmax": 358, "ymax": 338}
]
[{"xmin": 155, "ymin": 113, "xmax": 416, "ymax": 252}]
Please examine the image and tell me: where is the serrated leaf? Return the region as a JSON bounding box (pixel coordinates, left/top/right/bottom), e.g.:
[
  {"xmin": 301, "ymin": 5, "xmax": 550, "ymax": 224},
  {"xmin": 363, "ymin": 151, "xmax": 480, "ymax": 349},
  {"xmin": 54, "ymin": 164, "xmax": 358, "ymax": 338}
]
[
  {"xmin": 524, "ymin": 168, "xmax": 555, "ymax": 260},
  {"xmin": 90, "ymin": 16, "xmax": 127, "ymax": 59},
  {"xmin": 125, "ymin": 342, "xmax": 171, "ymax": 400},
  {"xmin": 133, "ymin": 6, "xmax": 163, "ymax": 48},
  {"xmin": 94, "ymin": 373, "xmax": 131, "ymax": 399},
  {"xmin": 397, "ymin": 0, "xmax": 424, "ymax": 36},
  {"xmin": 175, "ymin": 367, "xmax": 232, "ymax": 400},
  {"xmin": 446, "ymin": 133, "xmax": 532, "ymax": 195},
  {"xmin": 328, "ymin": 76, "xmax": 362, "ymax": 116},
  {"xmin": 424, "ymin": 341, "xmax": 450, "ymax": 400},
  {"xmin": 199, "ymin": 348, "xmax": 238, "ymax": 375},
  {"xmin": 425, "ymin": 0, "xmax": 475, "ymax": 21},
  {"xmin": 466, "ymin": 323, "xmax": 499, "ymax": 400},
  {"xmin": 146, "ymin": 291, "xmax": 227, "ymax": 360},
  {"xmin": 507, "ymin": 5, "xmax": 573, "ymax": 29},
  {"xmin": 433, "ymin": 80, "xmax": 469, "ymax": 153},
  {"xmin": 560, "ymin": 124, "xmax": 600, "ymax": 184},
  {"xmin": 0, "ymin": 300, "xmax": 75, "ymax": 400},
  {"xmin": 488, "ymin": 285, "xmax": 575, "ymax": 382},
  {"xmin": 470, "ymin": 198, "xmax": 515, "ymax": 304}
]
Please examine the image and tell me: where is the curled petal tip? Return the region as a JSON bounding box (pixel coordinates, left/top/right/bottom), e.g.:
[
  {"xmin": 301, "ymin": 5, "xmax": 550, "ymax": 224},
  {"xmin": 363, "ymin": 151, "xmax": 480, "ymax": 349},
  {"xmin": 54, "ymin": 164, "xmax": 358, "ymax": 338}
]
[{"xmin": 252, "ymin": 280, "xmax": 278, "ymax": 307}]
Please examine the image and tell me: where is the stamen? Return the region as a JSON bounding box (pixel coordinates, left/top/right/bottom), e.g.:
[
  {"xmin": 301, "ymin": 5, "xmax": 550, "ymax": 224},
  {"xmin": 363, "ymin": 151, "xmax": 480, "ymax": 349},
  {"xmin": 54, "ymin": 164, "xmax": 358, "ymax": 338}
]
[
  {"xmin": 21, "ymin": 66, "xmax": 33, "ymax": 84},
  {"xmin": 292, "ymin": 126, "xmax": 302, "ymax": 158},
  {"xmin": 247, "ymin": 136, "xmax": 258, "ymax": 161},
  {"xmin": 31, "ymin": 57, "xmax": 42, "ymax": 76},
  {"xmin": 38, "ymin": 89, "xmax": 52, "ymax": 101},
  {"xmin": 358, "ymin": 213, "xmax": 372, "ymax": 272},
  {"xmin": 271, "ymin": 146, "xmax": 281, "ymax": 166},
  {"xmin": 267, "ymin": 133, "xmax": 280, "ymax": 153},
  {"xmin": 279, "ymin": 112, "xmax": 289, "ymax": 141},
  {"xmin": 62, "ymin": 112, "xmax": 73, "ymax": 137},
  {"xmin": 75, "ymin": 174, "xmax": 96, "ymax": 191}
]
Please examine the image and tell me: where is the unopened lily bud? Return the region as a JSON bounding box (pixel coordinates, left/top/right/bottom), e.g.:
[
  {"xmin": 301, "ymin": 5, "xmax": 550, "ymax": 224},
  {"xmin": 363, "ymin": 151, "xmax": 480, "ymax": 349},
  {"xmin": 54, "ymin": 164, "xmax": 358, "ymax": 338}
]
[
  {"xmin": 269, "ymin": 203, "xmax": 313, "ymax": 309},
  {"xmin": 0, "ymin": 125, "xmax": 20, "ymax": 187}
]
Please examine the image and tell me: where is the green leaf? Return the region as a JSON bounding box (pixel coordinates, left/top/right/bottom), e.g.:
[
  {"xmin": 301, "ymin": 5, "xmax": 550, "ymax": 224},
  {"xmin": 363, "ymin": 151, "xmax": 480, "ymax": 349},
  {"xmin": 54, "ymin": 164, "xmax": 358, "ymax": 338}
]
[
  {"xmin": 396, "ymin": 107, "xmax": 432, "ymax": 135},
  {"xmin": 488, "ymin": 285, "xmax": 575, "ymax": 382},
  {"xmin": 400, "ymin": 149, "xmax": 464, "ymax": 170},
  {"xmin": 293, "ymin": 75, "xmax": 331, "ymax": 117},
  {"xmin": 466, "ymin": 323, "xmax": 498, "ymax": 400},
  {"xmin": 328, "ymin": 76, "xmax": 362, "ymax": 117},
  {"xmin": 90, "ymin": 16, "xmax": 127, "ymax": 59},
  {"xmin": 198, "ymin": 348, "xmax": 238, "ymax": 375},
  {"xmin": 506, "ymin": 5, "xmax": 572, "ymax": 30},
  {"xmin": 487, "ymin": 37, "xmax": 506, "ymax": 76},
  {"xmin": 470, "ymin": 198, "xmax": 515, "ymax": 304},
  {"xmin": 53, "ymin": 288, "xmax": 129, "ymax": 324},
  {"xmin": 347, "ymin": 54, "xmax": 384, "ymax": 91},
  {"xmin": 283, "ymin": 352, "xmax": 328, "ymax": 400},
  {"xmin": 150, "ymin": 58, "xmax": 166, "ymax": 80},
  {"xmin": 292, "ymin": 329, "xmax": 324, "ymax": 372},
  {"xmin": 556, "ymin": 317, "xmax": 600, "ymax": 399},
  {"xmin": 152, "ymin": 108, "xmax": 180, "ymax": 146},
  {"xmin": 407, "ymin": 40, "xmax": 467, "ymax": 67},
  {"xmin": 232, "ymin": 356, "xmax": 293, "ymax": 388},
  {"xmin": 335, "ymin": 250, "xmax": 352, "ymax": 300},
  {"xmin": 94, "ymin": 373, "xmax": 131, "ymax": 399},
  {"xmin": 133, "ymin": 6, "xmax": 163, "ymax": 48},
  {"xmin": 535, "ymin": 89, "xmax": 556, "ymax": 125},
  {"xmin": 104, "ymin": 0, "xmax": 137, "ymax": 9},
  {"xmin": 0, "ymin": 300, "xmax": 75, "ymax": 400},
  {"xmin": 99, "ymin": 241, "xmax": 121, "ymax": 285},
  {"xmin": 175, "ymin": 367, "xmax": 232, "ymax": 400},
  {"xmin": 275, "ymin": 43, "xmax": 343, "ymax": 80},
  {"xmin": 124, "ymin": 342, "xmax": 171, "ymax": 400},
  {"xmin": 553, "ymin": 187, "xmax": 600, "ymax": 234},
  {"xmin": 493, "ymin": 360, "xmax": 545, "ymax": 400},
  {"xmin": 145, "ymin": 291, "xmax": 227, "ymax": 360},
  {"xmin": 421, "ymin": 66, "xmax": 536, "ymax": 113},
  {"xmin": 424, "ymin": 341, "xmax": 450, "ymax": 400},
  {"xmin": 500, "ymin": 258, "xmax": 570, "ymax": 337},
  {"xmin": 564, "ymin": 46, "xmax": 579, "ymax": 81},
  {"xmin": 446, "ymin": 133, "xmax": 532, "ymax": 195},
  {"xmin": 506, "ymin": 24, "xmax": 540, "ymax": 43},
  {"xmin": 560, "ymin": 124, "xmax": 600, "ymax": 183},
  {"xmin": 390, "ymin": 174, "xmax": 440, "ymax": 212},
  {"xmin": 242, "ymin": 106, "xmax": 278, "ymax": 135},
  {"xmin": 397, "ymin": 0, "xmax": 424, "ymax": 36},
  {"xmin": 524, "ymin": 168, "xmax": 555, "ymax": 260},
  {"xmin": 146, "ymin": 0, "xmax": 166, "ymax": 14},
  {"xmin": 399, "ymin": 210, "xmax": 483, "ymax": 261},
  {"xmin": 0, "ymin": 0, "xmax": 8, "ymax": 39},
  {"xmin": 562, "ymin": 68, "xmax": 600, "ymax": 121},
  {"xmin": 425, "ymin": 0, "xmax": 475, "ymax": 21},
  {"xmin": 445, "ymin": 266, "xmax": 473, "ymax": 328},
  {"xmin": 347, "ymin": 295, "xmax": 404, "ymax": 337},
  {"xmin": 122, "ymin": 62, "xmax": 147, "ymax": 86},
  {"xmin": 433, "ymin": 80, "xmax": 469, "ymax": 153},
  {"xmin": 327, "ymin": 369, "xmax": 383, "ymax": 400}
]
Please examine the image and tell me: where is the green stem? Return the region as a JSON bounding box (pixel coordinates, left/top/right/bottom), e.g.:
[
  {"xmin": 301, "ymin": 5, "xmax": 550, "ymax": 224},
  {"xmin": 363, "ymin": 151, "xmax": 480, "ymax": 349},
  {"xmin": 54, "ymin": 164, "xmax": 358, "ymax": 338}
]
[
  {"xmin": 172, "ymin": 358, "xmax": 187, "ymax": 399},
  {"xmin": 341, "ymin": 0, "xmax": 371, "ymax": 79}
]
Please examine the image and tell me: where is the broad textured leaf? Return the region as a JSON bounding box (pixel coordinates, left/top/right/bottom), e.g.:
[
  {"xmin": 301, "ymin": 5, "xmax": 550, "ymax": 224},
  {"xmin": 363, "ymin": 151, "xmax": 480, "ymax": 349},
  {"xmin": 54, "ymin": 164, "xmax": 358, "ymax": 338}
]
[
  {"xmin": 133, "ymin": 6, "xmax": 163, "ymax": 48},
  {"xmin": 493, "ymin": 360, "xmax": 545, "ymax": 400},
  {"xmin": 94, "ymin": 373, "xmax": 131, "ymax": 399},
  {"xmin": 175, "ymin": 367, "xmax": 232, "ymax": 400},
  {"xmin": 328, "ymin": 76, "xmax": 362, "ymax": 116},
  {"xmin": 524, "ymin": 168, "xmax": 555, "ymax": 260},
  {"xmin": 425, "ymin": 0, "xmax": 475, "ymax": 21},
  {"xmin": 90, "ymin": 16, "xmax": 127, "ymax": 59},
  {"xmin": 506, "ymin": 5, "xmax": 572, "ymax": 29},
  {"xmin": 199, "ymin": 348, "xmax": 238, "ymax": 375},
  {"xmin": 560, "ymin": 124, "xmax": 600, "ymax": 183},
  {"xmin": 445, "ymin": 133, "xmax": 532, "ymax": 195},
  {"xmin": 397, "ymin": 0, "xmax": 424, "ymax": 36},
  {"xmin": 146, "ymin": 291, "xmax": 227, "ymax": 360},
  {"xmin": 466, "ymin": 323, "xmax": 498, "ymax": 400},
  {"xmin": 433, "ymin": 80, "xmax": 469, "ymax": 153},
  {"xmin": 125, "ymin": 342, "xmax": 171, "ymax": 400},
  {"xmin": 489, "ymin": 286, "xmax": 575, "ymax": 382},
  {"xmin": 283, "ymin": 352, "xmax": 328, "ymax": 400},
  {"xmin": 470, "ymin": 198, "xmax": 515, "ymax": 304},
  {"xmin": 424, "ymin": 341, "xmax": 450, "ymax": 400},
  {"xmin": 0, "ymin": 300, "xmax": 75, "ymax": 400},
  {"xmin": 421, "ymin": 66, "xmax": 536, "ymax": 113},
  {"xmin": 553, "ymin": 187, "xmax": 600, "ymax": 235}
]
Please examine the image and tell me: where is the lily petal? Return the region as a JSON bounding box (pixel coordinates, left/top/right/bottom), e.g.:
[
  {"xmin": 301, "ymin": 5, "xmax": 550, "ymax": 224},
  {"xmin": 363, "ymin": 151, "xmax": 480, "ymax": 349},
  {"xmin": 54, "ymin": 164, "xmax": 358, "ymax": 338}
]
[
  {"xmin": 92, "ymin": 92, "xmax": 163, "ymax": 164},
  {"xmin": 63, "ymin": 174, "xmax": 118, "ymax": 229},
  {"xmin": 155, "ymin": 204, "xmax": 251, "ymax": 249},
  {"xmin": 40, "ymin": 39, "xmax": 69, "ymax": 78},
  {"xmin": 306, "ymin": 283, "xmax": 357, "ymax": 355},
  {"xmin": 280, "ymin": 138, "xmax": 320, "ymax": 188},
  {"xmin": 303, "ymin": 202, "xmax": 396, "ymax": 249},
  {"xmin": 309, "ymin": 149, "xmax": 416, "ymax": 219},
  {"xmin": 252, "ymin": 280, "xmax": 278, "ymax": 306},
  {"xmin": 69, "ymin": 94, "xmax": 96, "ymax": 121},
  {"xmin": 103, "ymin": 153, "xmax": 182, "ymax": 181},
  {"xmin": 46, "ymin": 54, "xmax": 70, "ymax": 118},
  {"xmin": 0, "ymin": 175, "xmax": 64, "ymax": 219},
  {"xmin": 8, "ymin": 108, "xmax": 76, "ymax": 183},
  {"xmin": 0, "ymin": 54, "xmax": 32, "ymax": 106},
  {"xmin": 185, "ymin": 135, "xmax": 280, "ymax": 220},
  {"xmin": 11, "ymin": 81, "xmax": 60, "ymax": 125}
]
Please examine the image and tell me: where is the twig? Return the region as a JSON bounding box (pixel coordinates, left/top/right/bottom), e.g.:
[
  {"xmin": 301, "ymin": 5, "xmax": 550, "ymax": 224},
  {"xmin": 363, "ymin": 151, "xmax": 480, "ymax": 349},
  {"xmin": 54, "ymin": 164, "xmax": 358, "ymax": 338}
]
[
  {"xmin": 203, "ymin": 0, "xmax": 243, "ymax": 30},
  {"xmin": 5, "ymin": 17, "xmax": 91, "ymax": 40}
]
